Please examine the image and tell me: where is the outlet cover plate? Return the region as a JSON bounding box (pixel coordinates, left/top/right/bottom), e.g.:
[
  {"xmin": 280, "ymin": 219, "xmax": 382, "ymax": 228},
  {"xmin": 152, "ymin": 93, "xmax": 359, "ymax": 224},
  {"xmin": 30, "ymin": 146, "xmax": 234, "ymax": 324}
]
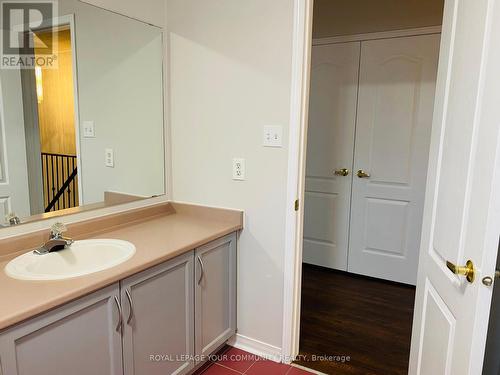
[
  {"xmin": 263, "ymin": 125, "xmax": 283, "ymax": 147},
  {"xmin": 105, "ymin": 148, "xmax": 114, "ymax": 168},
  {"xmin": 83, "ymin": 121, "xmax": 95, "ymax": 138},
  {"xmin": 232, "ymin": 158, "xmax": 245, "ymax": 180}
]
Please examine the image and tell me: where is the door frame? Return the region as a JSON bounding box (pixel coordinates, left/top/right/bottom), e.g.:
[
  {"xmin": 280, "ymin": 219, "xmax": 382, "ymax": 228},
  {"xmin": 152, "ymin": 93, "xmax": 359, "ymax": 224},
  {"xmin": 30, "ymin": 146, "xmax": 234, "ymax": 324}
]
[
  {"xmin": 281, "ymin": 0, "xmax": 313, "ymax": 361},
  {"xmin": 20, "ymin": 66, "xmax": 44, "ymax": 215},
  {"xmin": 313, "ymin": 25, "xmax": 441, "ymax": 46},
  {"xmin": 57, "ymin": 14, "xmax": 84, "ymax": 207},
  {"xmin": 281, "ymin": 9, "xmax": 468, "ymax": 364}
]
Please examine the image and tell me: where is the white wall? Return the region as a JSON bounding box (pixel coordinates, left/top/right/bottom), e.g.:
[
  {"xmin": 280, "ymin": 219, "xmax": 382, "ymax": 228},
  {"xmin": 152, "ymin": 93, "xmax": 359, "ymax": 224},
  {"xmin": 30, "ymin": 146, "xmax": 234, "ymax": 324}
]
[
  {"xmin": 167, "ymin": 0, "xmax": 294, "ymax": 350},
  {"xmin": 313, "ymin": 0, "xmax": 444, "ymax": 38},
  {"xmin": 78, "ymin": 0, "xmax": 165, "ymax": 27},
  {"xmin": 60, "ymin": 0, "xmax": 165, "ymax": 205}
]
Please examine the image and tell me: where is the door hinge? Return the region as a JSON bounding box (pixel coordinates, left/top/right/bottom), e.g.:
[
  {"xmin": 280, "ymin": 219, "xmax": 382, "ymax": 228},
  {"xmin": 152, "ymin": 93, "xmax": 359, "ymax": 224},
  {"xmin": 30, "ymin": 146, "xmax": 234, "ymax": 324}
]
[{"xmin": 294, "ymin": 199, "xmax": 299, "ymax": 211}]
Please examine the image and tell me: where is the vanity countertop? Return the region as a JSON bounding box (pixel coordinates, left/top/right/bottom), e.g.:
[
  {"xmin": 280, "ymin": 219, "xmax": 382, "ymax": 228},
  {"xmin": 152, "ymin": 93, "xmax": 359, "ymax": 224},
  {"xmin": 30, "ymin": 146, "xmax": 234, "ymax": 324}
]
[{"xmin": 0, "ymin": 202, "xmax": 243, "ymax": 331}]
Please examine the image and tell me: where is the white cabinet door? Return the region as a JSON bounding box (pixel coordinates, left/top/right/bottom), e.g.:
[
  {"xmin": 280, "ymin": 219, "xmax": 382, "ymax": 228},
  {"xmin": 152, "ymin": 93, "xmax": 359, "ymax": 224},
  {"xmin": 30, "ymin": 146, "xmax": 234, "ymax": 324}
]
[
  {"xmin": 0, "ymin": 284, "xmax": 123, "ymax": 375},
  {"xmin": 409, "ymin": 0, "xmax": 500, "ymax": 373},
  {"xmin": 121, "ymin": 252, "xmax": 194, "ymax": 375},
  {"xmin": 303, "ymin": 42, "xmax": 360, "ymax": 270},
  {"xmin": 195, "ymin": 233, "xmax": 236, "ymax": 361},
  {"xmin": 348, "ymin": 34, "xmax": 440, "ymax": 285}
]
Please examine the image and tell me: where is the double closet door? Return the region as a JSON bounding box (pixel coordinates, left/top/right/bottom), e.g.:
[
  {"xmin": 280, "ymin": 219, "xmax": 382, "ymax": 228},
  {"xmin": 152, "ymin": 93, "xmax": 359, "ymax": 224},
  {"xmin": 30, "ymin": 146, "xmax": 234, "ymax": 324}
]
[{"xmin": 303, "ymin": 33, "xmax": 440, "ymax": 285}]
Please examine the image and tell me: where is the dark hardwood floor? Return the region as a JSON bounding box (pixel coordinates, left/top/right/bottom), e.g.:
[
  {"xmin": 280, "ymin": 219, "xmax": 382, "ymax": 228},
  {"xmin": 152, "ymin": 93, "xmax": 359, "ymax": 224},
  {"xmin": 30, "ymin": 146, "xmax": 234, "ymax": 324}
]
[{"xmin": 295, "ymin": 264, "xmax": 416, "ymax": 375}]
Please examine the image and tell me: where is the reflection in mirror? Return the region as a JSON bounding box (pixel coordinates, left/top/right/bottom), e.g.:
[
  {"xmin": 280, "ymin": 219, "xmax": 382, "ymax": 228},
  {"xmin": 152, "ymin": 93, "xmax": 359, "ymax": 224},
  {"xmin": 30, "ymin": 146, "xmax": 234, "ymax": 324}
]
[{"xmin": 0, "ymin": 0, "xmax": 165, "ymax": 227}]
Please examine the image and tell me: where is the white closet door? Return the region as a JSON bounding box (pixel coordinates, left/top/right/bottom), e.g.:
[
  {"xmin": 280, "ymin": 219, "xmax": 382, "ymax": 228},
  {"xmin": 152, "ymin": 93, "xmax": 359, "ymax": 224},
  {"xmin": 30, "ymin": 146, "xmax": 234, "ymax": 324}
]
[
  {"xmin": 348, "ymin": 34, "xmax": 440, "ymax": 285},
  {"xmin": 303, "ymin": 42, "xmax": 360, "ymax": 270}
]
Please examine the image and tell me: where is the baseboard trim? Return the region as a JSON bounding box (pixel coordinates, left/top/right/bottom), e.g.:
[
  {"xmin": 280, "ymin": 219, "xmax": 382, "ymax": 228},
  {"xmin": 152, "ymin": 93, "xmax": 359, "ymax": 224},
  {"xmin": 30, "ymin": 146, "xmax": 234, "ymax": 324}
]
[
  {"xmin": 227, "ymin": 334, "xmax": 282, "ymax": 363},
  {"xmin": 291, "ymin": 363, "xmax": 328, "ymax": 374}
]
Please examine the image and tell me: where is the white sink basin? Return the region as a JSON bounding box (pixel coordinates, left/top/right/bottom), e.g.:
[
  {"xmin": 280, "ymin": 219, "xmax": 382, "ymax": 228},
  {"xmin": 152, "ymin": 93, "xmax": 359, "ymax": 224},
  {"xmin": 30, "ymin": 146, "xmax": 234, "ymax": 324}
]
[{"xmin": 5, "ymin": 239, "xmax": 135, "ymax": 281}]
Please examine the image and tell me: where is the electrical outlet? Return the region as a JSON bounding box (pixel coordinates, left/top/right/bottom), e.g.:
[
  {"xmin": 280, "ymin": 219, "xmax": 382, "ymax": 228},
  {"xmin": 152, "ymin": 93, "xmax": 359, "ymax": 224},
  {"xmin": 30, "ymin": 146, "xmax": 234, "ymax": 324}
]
[
  {"xmin": 83, "ymin": 121, "xmax": 95, "ymax": 138},
  {"xmin": 263, "ymin": 125, "xmax": 283, "ymax": 147},
  {"xmin": 232, "ymin": 158, "xmax": 245, "ymax": 180},
  {"xmin": 105, "ymin": 148, "xmax": 114, "ymax": 167}
]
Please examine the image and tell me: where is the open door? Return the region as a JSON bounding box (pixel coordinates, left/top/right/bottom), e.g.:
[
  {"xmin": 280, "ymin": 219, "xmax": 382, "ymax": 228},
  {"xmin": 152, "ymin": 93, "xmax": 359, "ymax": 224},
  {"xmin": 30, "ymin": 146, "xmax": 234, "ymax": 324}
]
[{"xmin": 409, "ymin": 0, "xmax": 500, "ymax": 374}]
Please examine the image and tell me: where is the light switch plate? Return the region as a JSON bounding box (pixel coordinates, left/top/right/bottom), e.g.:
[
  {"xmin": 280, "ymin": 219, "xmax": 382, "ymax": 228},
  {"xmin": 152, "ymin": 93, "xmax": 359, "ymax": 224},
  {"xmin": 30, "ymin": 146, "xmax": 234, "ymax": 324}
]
[
  {"xmin": 232, "ymin": 158, "xmax": 245, "ymax": 180},
  {"xmin": 83, "ymin": 121, "xmax": 95, "ymax": 138},
  {"xmin": 263, "ymin": 125, "xmax": 283, "ymax": 147},
  {"xmin": 105, "ymin": 148, "xmax": 114, "ymax": 167}
]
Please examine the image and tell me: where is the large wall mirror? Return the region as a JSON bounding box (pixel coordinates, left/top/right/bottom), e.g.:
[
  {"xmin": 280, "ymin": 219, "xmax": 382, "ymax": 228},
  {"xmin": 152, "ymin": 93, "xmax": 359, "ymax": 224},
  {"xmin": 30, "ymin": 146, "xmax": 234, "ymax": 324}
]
[{"xmin": 0, "ymin": 0, "xmax": 165, "ymax": 227}]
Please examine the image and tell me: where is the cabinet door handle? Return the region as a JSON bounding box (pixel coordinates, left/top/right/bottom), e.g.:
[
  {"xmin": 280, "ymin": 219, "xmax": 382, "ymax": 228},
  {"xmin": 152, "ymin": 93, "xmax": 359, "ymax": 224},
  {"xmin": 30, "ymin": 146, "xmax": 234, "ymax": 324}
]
[
  {"xmin": 197, "ymin": 255, "xmax": 205, "ymax": 285},
  {"xmin": 113, "ymin": 296, "xmax": 123, "ymax": 333},
  {"xmin": 125, "ymin": 289, "xmax": 134, "ymax": 325}
]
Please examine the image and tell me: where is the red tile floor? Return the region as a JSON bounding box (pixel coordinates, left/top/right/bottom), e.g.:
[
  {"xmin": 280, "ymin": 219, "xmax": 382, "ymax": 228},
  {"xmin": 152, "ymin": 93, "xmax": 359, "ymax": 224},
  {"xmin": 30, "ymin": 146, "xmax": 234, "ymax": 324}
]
[{"xmin": 197, "ymin": 347, "xmax": 316, "ymax": 375}]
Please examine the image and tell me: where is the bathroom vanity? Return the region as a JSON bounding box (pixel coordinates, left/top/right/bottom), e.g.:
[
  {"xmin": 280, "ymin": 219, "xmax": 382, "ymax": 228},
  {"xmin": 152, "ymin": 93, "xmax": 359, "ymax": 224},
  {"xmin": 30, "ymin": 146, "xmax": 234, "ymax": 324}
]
[
  {"xmin": 0, "ymin": 203, "xmax": 242, "ymax": 375},
  {"xmin": 0, "ymin": 1, "xmax": 242, "ymax": 373}
]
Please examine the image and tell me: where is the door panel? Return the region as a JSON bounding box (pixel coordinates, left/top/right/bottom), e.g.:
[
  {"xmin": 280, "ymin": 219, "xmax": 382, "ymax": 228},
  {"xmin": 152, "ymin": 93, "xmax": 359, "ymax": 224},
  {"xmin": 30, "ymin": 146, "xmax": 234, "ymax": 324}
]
[
  {"xmin": 303, "ymin": 42, "xmax": 360, "ymax": 270},
  {"xmin": 410, "ymin": 0, "xmax": 500, "ymax": 373},
  {"xmin": 195, "ymin": 233, "xmax": 236, "ymax": 360},
  {"xmin": 0, "ymin": 69, "xmax": 31, "ymax": 219},
  {"xmin": 364, "ymin": 197, "xmax": 409, "ymax": 257},
  {"xmin": 348, "ymin": 34, "xmax": 440, "ymax": 285},
  {"xmin": 418, "ymin": 281, "xmax": 455, "ymax": 375},
  {"xmin": 121, "ymin": 252, "xmax": 194, "ymax": 375},
  {"xmin": 0, "ymin": 284, "xmax": 122, "ymax": 375}
]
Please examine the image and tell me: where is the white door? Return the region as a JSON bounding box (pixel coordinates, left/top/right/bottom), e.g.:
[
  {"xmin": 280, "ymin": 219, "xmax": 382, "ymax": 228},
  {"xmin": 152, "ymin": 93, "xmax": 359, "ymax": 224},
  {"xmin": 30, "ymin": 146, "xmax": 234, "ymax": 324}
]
[
  {"xmin": 302, "ymin": 42, "xmax": 360, "ymax": 270},
  {"xmin": 409, "ymin": 0, "xmax": 500, "ymax": 374},
  {"xmin": 0, "ymin": 70, "xmax": 31, "ymax": 221},
  {"xmin": 348, "ymin": 34, "xmax": 440, "ymax": 285}
]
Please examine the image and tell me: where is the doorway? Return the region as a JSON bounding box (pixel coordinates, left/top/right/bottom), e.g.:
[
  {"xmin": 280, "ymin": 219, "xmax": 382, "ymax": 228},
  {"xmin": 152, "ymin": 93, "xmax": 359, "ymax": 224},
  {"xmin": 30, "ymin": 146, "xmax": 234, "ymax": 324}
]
[
  {"xmin": 297, "ymin": 1, "xmax": 444, "ymax": 374},
  {"xmin": 21, "ymin": 18, "xmax": 81, "ymax": 216},
  {"xmin": 35, "ymin": 27, "xmax": 79, "ymax": 212},
  {"xmin": 303, "ymin": 32, "xmax": 440, "ymax": 284}
]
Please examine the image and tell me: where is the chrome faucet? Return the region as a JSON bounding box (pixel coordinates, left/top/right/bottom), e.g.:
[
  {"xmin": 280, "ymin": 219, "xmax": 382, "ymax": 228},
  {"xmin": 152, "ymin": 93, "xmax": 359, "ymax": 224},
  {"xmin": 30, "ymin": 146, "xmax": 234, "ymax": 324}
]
[
  {"xmin": 5, "ymin": 212, "xmax": 21, "ymax": 226},
  {"xmin": 34, "ymin": 222, "xmax": 74, "ymax": 255}
]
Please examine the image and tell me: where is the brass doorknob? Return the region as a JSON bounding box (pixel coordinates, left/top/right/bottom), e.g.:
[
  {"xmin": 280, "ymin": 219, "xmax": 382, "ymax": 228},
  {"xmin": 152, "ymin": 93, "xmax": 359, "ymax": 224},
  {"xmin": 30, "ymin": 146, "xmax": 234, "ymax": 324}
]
[
  {"xmin": 446, "ymin": 260, "xmax": 475, "ymax": 283},
  {"xmin": 357, "ymin": 170, "xmax": 370, "ymax": 178},
  {"xmin": 334, "ymin": 168, "xmax": 349, "ymax": 177}
]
